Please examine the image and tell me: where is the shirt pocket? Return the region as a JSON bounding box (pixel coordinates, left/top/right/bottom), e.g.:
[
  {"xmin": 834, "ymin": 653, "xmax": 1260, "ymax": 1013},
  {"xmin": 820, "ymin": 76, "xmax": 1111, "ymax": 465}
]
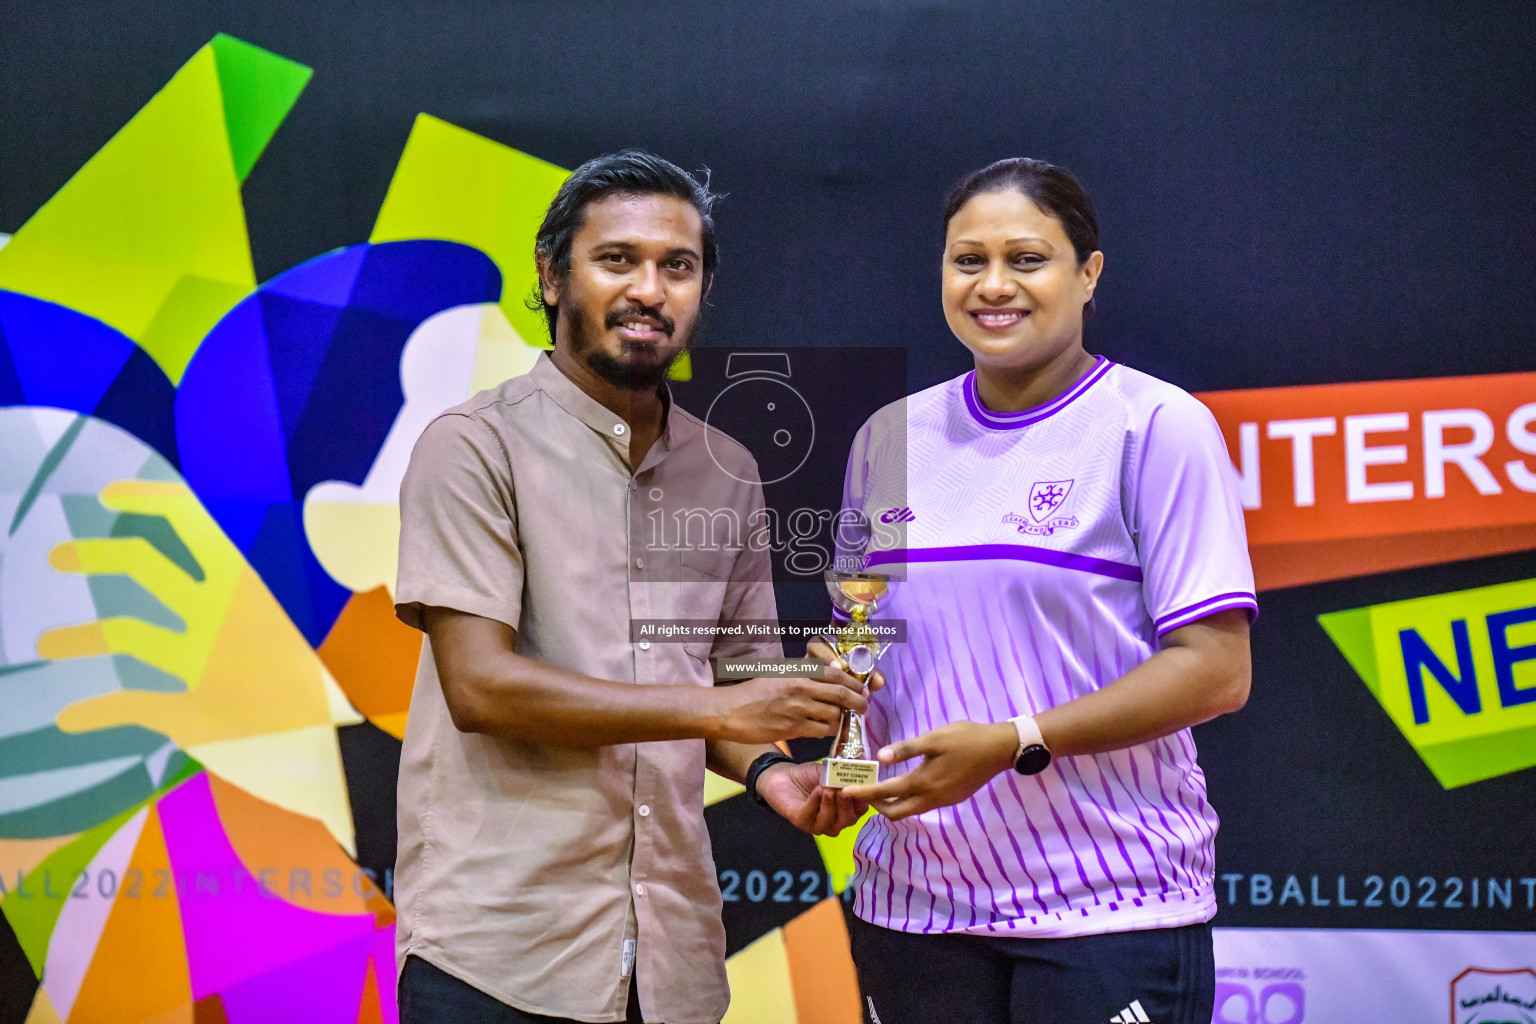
[
  {"xmin": 677, "ymin": 548, "xmax": 736, "ymax": 671},
  {"xmin": 682, "ymin": 640, "xmax": 715, "ymax": 680},
  {"xmin": 679, "ymin": 547, "xmax": 736, "ymax": 582},
  {"xmin": 677, "ymin": 549, "xmax": 734, "ymax": 611}
]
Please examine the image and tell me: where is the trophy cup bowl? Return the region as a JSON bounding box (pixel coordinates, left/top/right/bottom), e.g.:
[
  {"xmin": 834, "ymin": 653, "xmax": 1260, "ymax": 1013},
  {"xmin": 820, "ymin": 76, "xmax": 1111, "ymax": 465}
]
[
  {"xmin": 820, "ymin": 570, "xmax": 891, "ymax": 788},
  {"xmin": 832, "ymin": 573, "xmax": 889, "ymax": 610}
]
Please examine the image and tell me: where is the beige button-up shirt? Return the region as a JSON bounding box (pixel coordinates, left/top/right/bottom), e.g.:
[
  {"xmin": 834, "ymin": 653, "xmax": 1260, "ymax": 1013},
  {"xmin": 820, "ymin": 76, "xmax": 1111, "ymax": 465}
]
[{"xmin": 393, "ymin": 353, "xmax": 780, "ymax": 1024}]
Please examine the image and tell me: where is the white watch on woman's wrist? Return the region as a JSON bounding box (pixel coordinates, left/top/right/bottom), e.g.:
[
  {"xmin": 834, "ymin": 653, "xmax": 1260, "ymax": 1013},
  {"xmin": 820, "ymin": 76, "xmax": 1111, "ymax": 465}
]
[{"xmin": 1009, "ymin": 714, "xmax": 1052, "ymax": 775}]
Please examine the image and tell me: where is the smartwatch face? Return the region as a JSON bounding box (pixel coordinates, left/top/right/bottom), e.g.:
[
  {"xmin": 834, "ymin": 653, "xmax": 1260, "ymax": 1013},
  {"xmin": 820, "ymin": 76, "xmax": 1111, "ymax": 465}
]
[{"xmin": 1015, "ymin": 745, "xmax": 1051, "ymax": 775}]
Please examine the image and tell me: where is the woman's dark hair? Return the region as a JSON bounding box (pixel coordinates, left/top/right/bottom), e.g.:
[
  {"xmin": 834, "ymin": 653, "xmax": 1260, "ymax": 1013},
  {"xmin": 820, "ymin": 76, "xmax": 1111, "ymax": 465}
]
[
  {"xmin": 530, "ymin": 149, "xmax": 720, "ymax": 339},
  {"xmin": 942, "ymin": 158, "xmax": 1099, "ymax": 264}
]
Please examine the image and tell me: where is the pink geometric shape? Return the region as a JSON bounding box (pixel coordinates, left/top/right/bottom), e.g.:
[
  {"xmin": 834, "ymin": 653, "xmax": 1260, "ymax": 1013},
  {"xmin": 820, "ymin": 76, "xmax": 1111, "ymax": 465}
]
[
  {"xmin": 156, "ymin": 773, "xmax": 374, "ymax": 999},
  {"xmin": 372, "ymin": 923, "xmax": 399, "ymax": 1024},
  {"xmin": 218, "ymin": 931, "xmax": 373, "ymax": 1024}
]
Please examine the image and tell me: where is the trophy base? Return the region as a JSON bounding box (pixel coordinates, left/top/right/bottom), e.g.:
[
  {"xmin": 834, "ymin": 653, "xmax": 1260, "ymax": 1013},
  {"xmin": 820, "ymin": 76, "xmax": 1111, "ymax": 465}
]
[{"xmin": 822, "ymin": 757, "xmax": 880, "ymax": 788}]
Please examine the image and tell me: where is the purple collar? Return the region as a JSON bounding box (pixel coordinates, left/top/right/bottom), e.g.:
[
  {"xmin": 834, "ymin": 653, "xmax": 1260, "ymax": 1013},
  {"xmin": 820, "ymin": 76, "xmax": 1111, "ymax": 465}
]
[{"xmin": 963, "ymin": 356, "xmax": 1113, "ymax": 430}]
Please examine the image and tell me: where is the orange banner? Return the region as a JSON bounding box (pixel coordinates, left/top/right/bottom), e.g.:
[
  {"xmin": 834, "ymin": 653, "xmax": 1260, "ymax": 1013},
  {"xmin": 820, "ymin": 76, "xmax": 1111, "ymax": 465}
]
[{"xmin": 1196, "ymin": 372, "xmax": 1536, "ymax": 590}]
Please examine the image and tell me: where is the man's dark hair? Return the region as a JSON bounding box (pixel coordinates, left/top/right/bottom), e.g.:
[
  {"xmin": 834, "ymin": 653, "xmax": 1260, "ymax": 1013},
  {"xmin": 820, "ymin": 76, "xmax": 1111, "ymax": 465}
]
[{"xmin": 531, "ymin": 149, "xmax": 720, "ymax": 339}]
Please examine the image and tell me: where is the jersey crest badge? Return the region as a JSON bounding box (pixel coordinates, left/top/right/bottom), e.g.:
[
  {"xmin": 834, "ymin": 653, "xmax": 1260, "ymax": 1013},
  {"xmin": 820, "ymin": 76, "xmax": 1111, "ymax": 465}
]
[{"xmin": 1004, "ymin": 480, "xmax": 1080, "ymax": 536}]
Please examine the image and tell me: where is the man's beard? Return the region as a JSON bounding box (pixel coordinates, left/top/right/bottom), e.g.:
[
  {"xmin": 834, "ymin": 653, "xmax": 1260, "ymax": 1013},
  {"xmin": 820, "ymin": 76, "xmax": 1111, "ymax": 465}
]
[{"xmin": 565, "ymin": 300, "xmax": 700, "ymax": 391}]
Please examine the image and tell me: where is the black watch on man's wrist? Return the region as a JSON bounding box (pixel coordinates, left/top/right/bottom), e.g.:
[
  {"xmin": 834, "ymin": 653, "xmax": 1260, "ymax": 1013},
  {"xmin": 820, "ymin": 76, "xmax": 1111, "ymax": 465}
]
[{"xmin": 744, "ymin": 751, "xmax": 796, "ymax": 808}]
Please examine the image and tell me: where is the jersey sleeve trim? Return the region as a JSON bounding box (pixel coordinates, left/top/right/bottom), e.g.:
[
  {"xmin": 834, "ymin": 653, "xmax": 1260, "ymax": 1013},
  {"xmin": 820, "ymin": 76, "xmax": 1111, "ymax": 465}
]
[{"xmin": 1153, "ymin": 592, "xmax": 1259, "ymax": 635}]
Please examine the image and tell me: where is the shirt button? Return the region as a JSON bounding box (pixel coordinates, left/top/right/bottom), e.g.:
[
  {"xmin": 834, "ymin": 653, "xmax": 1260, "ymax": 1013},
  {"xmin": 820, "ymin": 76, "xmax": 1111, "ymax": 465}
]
[
  {"xmin": 638, "ymin": 804, "xmax": 651, "ymax": 817},
  {"xmin": 634, "ymin": 883, "xmax": 646, "ymax": 897},
  {"xmin": 613, "ymin": 423, "xmax": 626, "ymax": 436},
  {"xmin": 638, "ymin": 641, "xmax": 651, "ymax": 651},
  {"xmin": 635, "ymin": 556, "xmax": 645, "ymax": 569}
]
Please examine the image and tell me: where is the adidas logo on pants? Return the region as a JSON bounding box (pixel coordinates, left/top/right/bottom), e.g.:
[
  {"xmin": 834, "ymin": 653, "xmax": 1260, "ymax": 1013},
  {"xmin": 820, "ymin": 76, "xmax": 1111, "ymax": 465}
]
[{"xmin": 1111, "ymin": 1000, "xmax": 1152, "ymax": 1023}]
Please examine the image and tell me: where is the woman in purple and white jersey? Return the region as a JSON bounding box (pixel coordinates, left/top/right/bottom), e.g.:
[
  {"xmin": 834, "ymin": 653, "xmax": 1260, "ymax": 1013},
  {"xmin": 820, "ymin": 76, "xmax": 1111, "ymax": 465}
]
[{"xmin": 833, "ymin": 159, "xmax": 1256, "ymax": 1024}]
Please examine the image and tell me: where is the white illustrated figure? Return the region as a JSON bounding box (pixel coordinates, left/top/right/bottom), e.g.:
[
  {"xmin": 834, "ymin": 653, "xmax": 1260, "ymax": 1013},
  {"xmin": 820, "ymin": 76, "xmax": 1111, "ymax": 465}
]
[{"xmin": 304, "ymin": 302, "xmax": 542, "ymax": 596}]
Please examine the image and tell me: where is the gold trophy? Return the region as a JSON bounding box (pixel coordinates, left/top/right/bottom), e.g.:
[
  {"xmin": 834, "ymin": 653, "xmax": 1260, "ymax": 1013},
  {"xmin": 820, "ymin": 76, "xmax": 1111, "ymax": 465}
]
[{"xmin": 817, "ymin": 570, "xmax": 891, "ymax": 788}]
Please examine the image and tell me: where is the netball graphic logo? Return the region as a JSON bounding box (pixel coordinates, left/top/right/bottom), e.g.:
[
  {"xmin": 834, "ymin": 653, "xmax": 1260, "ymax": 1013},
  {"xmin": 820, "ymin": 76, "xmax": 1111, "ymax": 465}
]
[{"xmin": 1004, "ymin": 479, "xmax": 1079, "ymax": 536}]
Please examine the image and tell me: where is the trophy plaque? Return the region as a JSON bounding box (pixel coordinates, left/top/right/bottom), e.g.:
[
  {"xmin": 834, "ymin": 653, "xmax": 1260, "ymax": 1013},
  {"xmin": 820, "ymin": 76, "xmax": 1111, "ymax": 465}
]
[{"xmin": 819, "ymin": 570, "xmax": 891, "ymax": 788}]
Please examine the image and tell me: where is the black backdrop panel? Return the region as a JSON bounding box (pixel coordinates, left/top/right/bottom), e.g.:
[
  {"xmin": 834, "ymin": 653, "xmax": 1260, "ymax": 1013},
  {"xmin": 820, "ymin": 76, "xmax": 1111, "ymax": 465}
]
[{"xmin": 5, "ymin": 1, "xmax": 1536, "ymax": 397}]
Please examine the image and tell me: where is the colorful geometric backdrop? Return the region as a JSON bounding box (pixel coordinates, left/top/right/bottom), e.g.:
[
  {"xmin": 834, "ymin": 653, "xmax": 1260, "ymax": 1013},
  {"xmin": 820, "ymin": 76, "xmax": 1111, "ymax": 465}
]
[{"xmin": 0, "ymin": 36, "xmax": 867, "ymax": 1024}]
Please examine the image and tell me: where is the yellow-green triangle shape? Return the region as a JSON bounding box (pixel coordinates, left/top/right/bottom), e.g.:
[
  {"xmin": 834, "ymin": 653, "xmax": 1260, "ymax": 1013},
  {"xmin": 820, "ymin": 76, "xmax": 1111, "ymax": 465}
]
[
  {"xmin": 1318, "ymin": 606, "xmax": 1380, "ymax": 697},
  {"xmin": 0, "ymin": 36, "xmax": 305, "ymax": 383},
  {"xmin": 371, "ymin": 114, "xmax": 569, "ymax": 350},
  {"xmin": 814, "ymin": 807, "xmax": 874, "ymax": 893},
  {"xmin": 1417, "ymin": 720, "xmax": 1536, "ymax": 788},
  {"xmin": 210, "ymin": 34, "xmax": 312, "ymax": 182},
  {"xmin": 3, "ymin": 803, "xmax": 142, "ymax": 975}
]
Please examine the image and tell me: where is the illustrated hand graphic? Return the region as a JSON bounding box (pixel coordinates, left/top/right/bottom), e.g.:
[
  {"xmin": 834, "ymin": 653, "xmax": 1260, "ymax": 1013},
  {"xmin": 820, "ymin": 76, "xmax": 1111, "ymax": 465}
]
[
  {"xmin": 41, "ymin": 480, "xmax": 337, "ymax": 744},
  {"xmin": 40, "ymin": 480, "xmax": 358, "ymax": 850}
]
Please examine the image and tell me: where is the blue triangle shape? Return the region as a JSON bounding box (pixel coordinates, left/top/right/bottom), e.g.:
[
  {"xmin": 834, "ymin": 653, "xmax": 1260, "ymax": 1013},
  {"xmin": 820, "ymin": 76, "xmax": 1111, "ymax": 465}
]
[
  {"xmin": 0, "ymin": 292, "xmax": 134, "ymax": 414},
  {"xmin": 257, "ymin": 291, "xmax": 344, "ymax": 444},
  {"xmin": 263, "ymin": 244, "xmax": 367, "ymax": 307}
]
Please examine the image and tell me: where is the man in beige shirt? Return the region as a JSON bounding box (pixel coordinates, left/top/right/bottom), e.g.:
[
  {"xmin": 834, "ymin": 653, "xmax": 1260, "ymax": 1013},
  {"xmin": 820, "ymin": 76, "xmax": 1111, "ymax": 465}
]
[{"xmin": 392, "ymin": 150, "xmax": 870, "ymax": 1024}]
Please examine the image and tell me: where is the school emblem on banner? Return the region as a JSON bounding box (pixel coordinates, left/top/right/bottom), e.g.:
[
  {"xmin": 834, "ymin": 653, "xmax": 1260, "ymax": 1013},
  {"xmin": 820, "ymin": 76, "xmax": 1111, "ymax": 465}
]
[
  {"xmin": 1453, "ymin": 967, "xmax": 1536, "ymax": 1024},
  {"xmin": 1003, "ymin": 480, "xmax": 1079, "ymax": 536}
]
